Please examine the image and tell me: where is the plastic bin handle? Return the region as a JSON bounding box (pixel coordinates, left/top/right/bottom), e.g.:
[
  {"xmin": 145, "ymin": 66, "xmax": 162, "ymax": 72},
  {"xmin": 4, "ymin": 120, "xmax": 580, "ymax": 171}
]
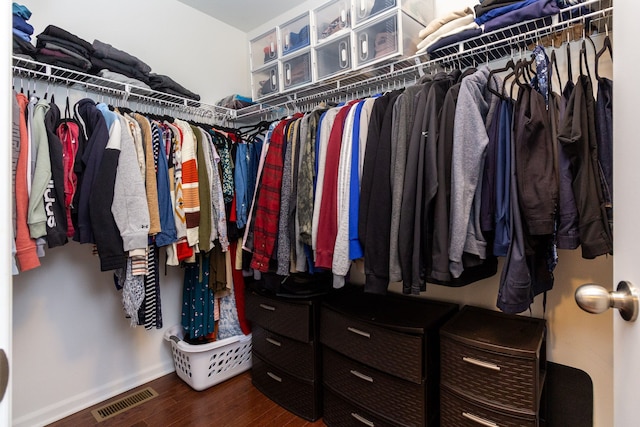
[
  {"xmin": 462, "ymin": 357, "xmax": 501, "ymax": 371},
  {"xmin": 351, "ymin": 412, "xmax": 375, "ymax": 426},
  {"xmin": 169, "ymin": 335, "xmax": 181, "ymax": 344},
  {"xmin": 462, "ymin": 412, "xmax": 499, "ymax": 427}
]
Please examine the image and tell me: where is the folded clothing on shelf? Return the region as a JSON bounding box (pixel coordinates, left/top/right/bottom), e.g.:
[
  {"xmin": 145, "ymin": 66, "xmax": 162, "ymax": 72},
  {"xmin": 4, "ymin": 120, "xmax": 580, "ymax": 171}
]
[
  {"xmin": 34, "ymin": 25, "xmax": 94, "ymax": 72},
  {"xmin": 148, "ymin": 73, "xmax": 200, "ymax": 101},
  {"xmin": 92, "ymin": 39, "xmax": 152, "ymax": 74},
  {"xmin": 216, "ymin": 94, "xmax": 254, "ymax": 110}
]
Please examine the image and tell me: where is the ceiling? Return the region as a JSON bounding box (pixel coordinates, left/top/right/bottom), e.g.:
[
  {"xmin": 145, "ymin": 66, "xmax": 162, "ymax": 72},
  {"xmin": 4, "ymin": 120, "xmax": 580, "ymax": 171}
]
[{"xmin": 177, "ymin": 0, "xmax": 303, "ymax": 32}]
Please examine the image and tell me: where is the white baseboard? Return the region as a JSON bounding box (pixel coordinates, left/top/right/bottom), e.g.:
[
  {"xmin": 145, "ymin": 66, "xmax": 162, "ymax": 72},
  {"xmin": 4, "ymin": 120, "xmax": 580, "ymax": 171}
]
[{"xmin": 12, "ymin": 361, "xmax": 175, "ymax": 427}]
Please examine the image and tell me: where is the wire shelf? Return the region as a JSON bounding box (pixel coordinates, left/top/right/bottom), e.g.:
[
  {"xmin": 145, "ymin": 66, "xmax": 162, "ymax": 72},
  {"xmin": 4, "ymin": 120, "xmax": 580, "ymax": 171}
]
[
  {"xmin": 11, "ymin": 56, "xmax": 238, "ymax": 123},
  {"xmin": 234, "ymin": 0, "xmax": 612, "ymax": 122},
  {"xmin": 12, "ymin": 0, "xmax": 612, "ymax": 125}
]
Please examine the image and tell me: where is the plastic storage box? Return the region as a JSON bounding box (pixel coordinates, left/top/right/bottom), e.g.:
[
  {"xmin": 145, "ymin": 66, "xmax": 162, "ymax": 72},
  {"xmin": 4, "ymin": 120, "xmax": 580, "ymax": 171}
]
[
  {"xmin": 280, "ymin": 12, "xmax": 311, "ymax": 57},
  {"xmin": 250, "ymin": 28, "xmax": 279, "ymax": 70},
  {"xmin": 354, "ymin": 10, "xmax": 423, "ymax": 68},
  {"xmin": 353, "ymin": 0, "xmax": 433, "ymax": 26},
  {"xmin": 164, "ymin": 325, "xmax": 252, "ymax": 391},
  {"xmin": 282, "ymin": 50, "xmax": 313, "ymax": 91},
  {"xmin": 251, "ymin": 63, "xmax": 280, "ymax": 100},
  {"xmin": 315, "ymin": 33, "xmax": 353, "ymax": 80},
  {"xmin": 313, "ymin": 0, "xmax": 352, "ymax": 44}
]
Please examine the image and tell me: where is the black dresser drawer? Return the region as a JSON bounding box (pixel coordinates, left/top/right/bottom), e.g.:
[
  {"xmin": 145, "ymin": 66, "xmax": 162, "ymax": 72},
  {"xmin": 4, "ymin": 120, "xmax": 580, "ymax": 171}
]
[
  {"xmin": 320, "ymin": 306, "xmax": 424, "ymax": 384},
  {"xmin": 440, "ymin": 306, "xmax": 546, "ymax": 415},
  {"xmin": 441, "ymin": 386, "xmax": 538, "ymax": 427},
  {"xmin": 323, "ymin": 347, "xmax": 426, "ymax": 426},
  {"xmin": 251, "ymin": 324, "xmax": 317, "ymax": 381},
  {"xmin": 251, "ymin": 353, "xmax": 321, "ymax": 421},
  {"xmin": 245, "ymin": 291, "xmax": 313, "ymax": 342},
  {"xmin": 324, "ymin": 388, "xmax": 398, "ymax": 427}
]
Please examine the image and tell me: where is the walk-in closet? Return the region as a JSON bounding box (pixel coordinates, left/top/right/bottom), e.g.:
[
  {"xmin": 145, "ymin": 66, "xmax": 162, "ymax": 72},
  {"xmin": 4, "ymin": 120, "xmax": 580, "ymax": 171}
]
[{"xmin": 2, "ymin": 0, "xmax": 638, "ymax": 426}]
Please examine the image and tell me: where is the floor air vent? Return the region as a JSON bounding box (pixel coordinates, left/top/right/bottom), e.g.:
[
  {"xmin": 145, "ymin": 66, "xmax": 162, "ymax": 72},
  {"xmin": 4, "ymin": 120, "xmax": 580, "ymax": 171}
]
[{"xmin": 91, "ymin": 387, "xmax": 159, "ymax": 422}]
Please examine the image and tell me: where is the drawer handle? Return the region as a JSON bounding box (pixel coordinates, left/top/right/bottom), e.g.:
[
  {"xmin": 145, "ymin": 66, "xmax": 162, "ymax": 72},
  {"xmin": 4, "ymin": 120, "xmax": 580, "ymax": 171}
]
[
  {"xmin": 350, "ymin": 370, "xmax": 374, "ymax": 383},
  {"xmin": 266, "ymin": 338, "xmax": 282, "ymax": 347},
  {"xmin": 347, "ymin": 327, "xmax": 371, "ymax": 338},
  {"xmin": 259, "ymin": 303, "xmax": 276, "ymax": 311},
  {"xmin": 351, "ymin": 412, "xmax": 375, "ymax": 426},
  {"xmin": 463, "ymin": 357, "xmax": 501, "ymax": 371},
  {"xmin": 267, "ymin": 372, "xmax": 282, "ymax": 383},
  {"xmin": 462, "ymin": 412, "xmax": 499, "ymax": 427}
]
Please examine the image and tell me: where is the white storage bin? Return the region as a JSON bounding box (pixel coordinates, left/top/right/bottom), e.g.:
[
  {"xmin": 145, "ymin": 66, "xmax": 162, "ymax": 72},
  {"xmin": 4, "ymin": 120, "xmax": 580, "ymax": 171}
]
[
  {"xmin": 282, "ymin": 49, "xmax": 313, "ymax": 91},
  {"xmin": 280, "ymin": 12, "xmax": 311, "ymax": 57},
  {"xmin": 354, "ymin": 10, "xmax": 423, "ymax": 68},
  {"xmin": 353, "ymin": 0, "xmax": 433, "ymax": 27},
  {"xmin": 313, "ymin": 0, "xmax": 352, "ymax": 45},
  {"xmin": 164, "ymin": 325, "xmax": 252, "ymax": 391},
  {"xmin": 251, "ymin": 63, "xmax": 280, "ymax": 100},
  {"xmin": 315, "ymin": 34, "xmax": 353, "ymax": 80},
  {"xmin": 250, "ymin": 29, "xmax": 279, "ymax": 70}
]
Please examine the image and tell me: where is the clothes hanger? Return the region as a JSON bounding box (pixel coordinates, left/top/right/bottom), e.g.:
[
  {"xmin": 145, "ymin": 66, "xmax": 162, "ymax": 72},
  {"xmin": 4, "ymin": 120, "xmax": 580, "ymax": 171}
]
[
  {"xmin": 594, "ymin": 32, "xmax": 612, "ymax": 82},
  {"xmin": 548, "ymin": 49, "xmax": 563, "ymax": 95},
  {"xmin": 579, "ymin": 39, "xmax": 592, "ymax": 81},
  {"xmin": 488, "ymin": 59, "xmax": 515, "ymax": 99}
]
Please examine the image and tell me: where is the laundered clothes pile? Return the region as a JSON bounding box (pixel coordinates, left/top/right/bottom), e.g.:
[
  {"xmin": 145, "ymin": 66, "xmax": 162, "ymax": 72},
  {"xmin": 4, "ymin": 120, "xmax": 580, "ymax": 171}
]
[
  {"xmin": 12, "ymin": 17, "xmax": 201, "ymax": 101},
  {"xmin": 12, "ymin": 3, "xmax": 36, "ymax": 59},
  {"xmin": 34, "ymin": 25, "xmax": 94, "ymax": 72},
  {"xmin": 90, "ymin": 39, "xmax": 153, "ymax": 89},
  {"xmin": 417, "ymin": 0, "xmax": 564, "ymax": 56},
  {"xmin": 12, "ymin": 2, "xmax": 34, "ymax": 43}
]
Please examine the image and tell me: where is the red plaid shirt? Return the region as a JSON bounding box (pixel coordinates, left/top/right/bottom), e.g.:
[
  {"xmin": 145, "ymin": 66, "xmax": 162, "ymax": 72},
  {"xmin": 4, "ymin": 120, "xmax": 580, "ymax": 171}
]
[{"xmin": 250, "ymin": 117, "xmax": 300, "ymax": 272}]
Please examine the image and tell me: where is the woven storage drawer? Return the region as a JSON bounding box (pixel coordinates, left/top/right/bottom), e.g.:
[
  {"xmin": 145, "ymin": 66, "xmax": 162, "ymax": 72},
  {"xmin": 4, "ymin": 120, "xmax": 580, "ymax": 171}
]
[
  {"xmin": 251, "ymin": 352, "xmax": 321, "ymax": 421},
  {"xmin": 320, "ymin": 307, "xmax": 424, "ymax": 384},
  {"xmin": 252, "ymin": 324, "xmax": 317, "ymax": 381},
  {"xmin": 245, "ymin": 291, "xmax": 313, "ymax": 342},
  {"xmin": 441, "ymin": 387, "xmax": 537, "ymax": 427},
  {"xmin": 323, "ymin": 347, "xmax": 426, "ymax": 426},
  {"xmin": 163, "ymin": 326, "xmax": 252, "ymax": 391},
  {"xmin": 324, "ymin": 388, "xmax": 397, "ymax": 427},
  {"xmin": 440, "ymin": 306, "xmax": 546, "ymax": 415}
]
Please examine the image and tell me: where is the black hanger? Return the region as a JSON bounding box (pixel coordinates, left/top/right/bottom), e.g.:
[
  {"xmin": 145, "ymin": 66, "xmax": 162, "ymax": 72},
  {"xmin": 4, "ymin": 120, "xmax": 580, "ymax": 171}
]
[
  {"xmin": 566, "ymin": 41, "xmax": 573, "ymax": 84},
  {"xmin": 595, "ymin": 35, "xmax": 612, "ymax": 82},
  {"xmin": 488, "ymin": 59, "xmax": 515, "ymax": 98},
  {"xmin": 549, "ymin": 50, "xmax": 563, "ymax": 94},
  {"xmin": 579, "ymin": 39, "xmax": 592, "ymax": 81}
]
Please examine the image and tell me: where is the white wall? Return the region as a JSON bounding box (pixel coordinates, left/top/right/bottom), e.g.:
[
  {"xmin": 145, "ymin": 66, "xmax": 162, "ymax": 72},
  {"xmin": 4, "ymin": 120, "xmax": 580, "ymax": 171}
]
[
  {"xmin": 11, "ymin": 1, "xmax": 249, "ymax": 426},
  {"xmin": 26, "ymin": 0, "xmax": 250, "ymax": 104}
]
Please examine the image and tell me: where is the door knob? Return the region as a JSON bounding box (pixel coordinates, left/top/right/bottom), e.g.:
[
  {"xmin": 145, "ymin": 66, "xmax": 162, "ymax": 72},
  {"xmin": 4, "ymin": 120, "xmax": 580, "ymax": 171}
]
[{"xmin": 575, "ymin": 280, "xmax": 639, "ymax": 322}]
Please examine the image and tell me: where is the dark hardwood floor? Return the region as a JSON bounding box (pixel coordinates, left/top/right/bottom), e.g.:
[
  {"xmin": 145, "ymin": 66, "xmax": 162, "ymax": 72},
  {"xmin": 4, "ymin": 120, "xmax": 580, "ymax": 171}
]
[{"xmin": 47, "ymin": 371, "xmax": 326, "ymax": 427}]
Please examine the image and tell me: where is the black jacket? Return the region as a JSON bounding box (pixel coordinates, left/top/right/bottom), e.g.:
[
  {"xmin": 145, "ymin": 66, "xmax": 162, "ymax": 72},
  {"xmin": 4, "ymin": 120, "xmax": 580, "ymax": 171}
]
[{"xmin": 43, "ymin": 100, "xmax": 68, "ymax": 247}]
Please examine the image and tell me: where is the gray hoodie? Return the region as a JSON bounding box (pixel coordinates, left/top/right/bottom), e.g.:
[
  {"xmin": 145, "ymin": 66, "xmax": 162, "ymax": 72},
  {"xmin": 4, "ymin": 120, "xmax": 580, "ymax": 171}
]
[{"xmin": 449, "ymin": 67, "xmax": 501, "ymax": 278}]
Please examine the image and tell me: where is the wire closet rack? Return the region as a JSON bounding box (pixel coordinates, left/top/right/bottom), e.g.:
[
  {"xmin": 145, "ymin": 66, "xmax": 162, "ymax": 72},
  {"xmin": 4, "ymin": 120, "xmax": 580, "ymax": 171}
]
[
  {"xmin": 234, "ymin": 0, "xmax": 612, "ymax": 122},
  {"xmin": 11, "ymin": 56, "xmax": 237, "ymax": 124},
  {"xmin": 12, "ymin": 0, "xmax": 612, "ymax": 125}
]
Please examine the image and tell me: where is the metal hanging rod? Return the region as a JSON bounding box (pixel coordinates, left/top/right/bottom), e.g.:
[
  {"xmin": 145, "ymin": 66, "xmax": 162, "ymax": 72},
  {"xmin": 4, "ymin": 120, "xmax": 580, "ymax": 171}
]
[{"xmin": 11, "ymin": 56, "xmax": 238, "ymax": 123}]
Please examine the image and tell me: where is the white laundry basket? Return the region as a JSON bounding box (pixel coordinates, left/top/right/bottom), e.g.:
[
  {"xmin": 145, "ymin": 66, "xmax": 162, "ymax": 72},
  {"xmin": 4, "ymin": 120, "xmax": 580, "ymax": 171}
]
[{"xmin": 164, "ymin": 325, "xmax": 252, "ymax": 391}]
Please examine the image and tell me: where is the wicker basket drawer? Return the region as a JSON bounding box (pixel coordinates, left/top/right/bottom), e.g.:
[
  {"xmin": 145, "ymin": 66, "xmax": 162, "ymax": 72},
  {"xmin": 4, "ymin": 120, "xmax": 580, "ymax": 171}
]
[
  {"xmin": 324, "ymin": 388, "xmax": 398, "ymax": 427},
  {"xmin": 441, "ymin": 387, "xmax": 538, "ymax": 427},
  {"xmin": 245, "ymin": 291, "xmax": 313, "ymax": 342},
  {"xmin": 252, "ymin": 324, "xmax": 317, "ymax": 381},
  {"xmin": 440, "ymin": 306, "xmax": 546, "ymax": 414},
  {"xmin": 320, "ymin": 307, "xmax": 424, "ymax": 384},
  {"xmin": 251, "ymin": 353, "xmax": 321, "ymax": 421},
  {"xmin": 323, "ymin": 347, "xmax": 426, "ymax": 426}
]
